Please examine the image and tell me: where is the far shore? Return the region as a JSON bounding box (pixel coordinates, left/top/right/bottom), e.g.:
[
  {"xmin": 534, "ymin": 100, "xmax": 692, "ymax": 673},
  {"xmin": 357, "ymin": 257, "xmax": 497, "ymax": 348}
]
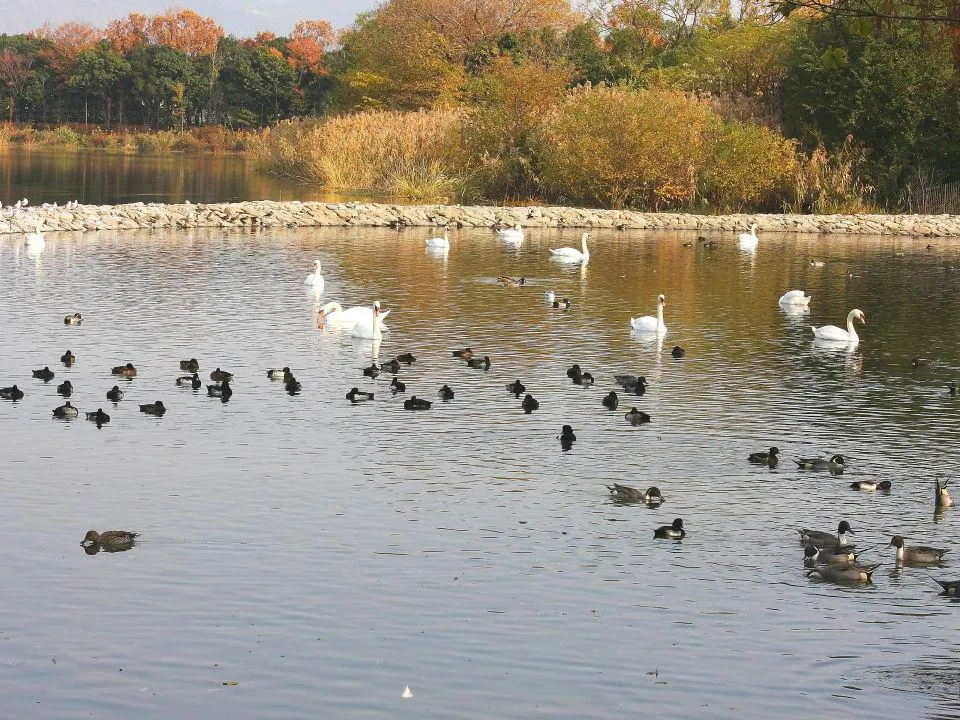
[{"xmin": 2, "ymin": 200, "xmax": 959, "ymax": 237}]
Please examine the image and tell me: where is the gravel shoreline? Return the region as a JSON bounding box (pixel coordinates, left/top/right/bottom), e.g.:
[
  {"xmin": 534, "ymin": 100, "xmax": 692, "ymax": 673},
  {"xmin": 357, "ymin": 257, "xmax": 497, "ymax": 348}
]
[{"xmin": 3, "ymin": 200, "xmax": 959, "ymax": 237}]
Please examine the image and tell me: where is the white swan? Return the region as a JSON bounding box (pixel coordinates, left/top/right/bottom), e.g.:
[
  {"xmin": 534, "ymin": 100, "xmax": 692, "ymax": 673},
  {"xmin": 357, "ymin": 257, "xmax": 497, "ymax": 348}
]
[
  {"xmin": 549, "ymin": 233, "xmax": 590, "ymax": 263},
  {"xmin": 25, "ymin": 231, "xmax": 45, "ymax": 249},
  {"xmin": 304, "ymin": 260, "xmax": 324, "ymax": 291},
  {"xmin": 738, "ymin": 224, "xmax": 759, "ymax": 251},
  {"xmin": 778, "ymin": 290, "xmax": 811, "ymax": 306},
  {"xmin": 630, "ymin": 294, "xmax": 667, "ymax": 335},
  {"xmin": 812, "ymin": 309, "xmax": 865, "ymax": 344},
  {"xmin": 318, "ymin": 301, "xmax": 390, "ymax": 331},
  {"xmin": 426, "ymin": 228, "xmax": 450, "ymax": 250},
  {"xmin": 497, "ymin": 223, "xmax": 524, "ymax": 242},
  {"xmin": 351, "ymin": 301, "xmax": 384, "ymax": 340}
]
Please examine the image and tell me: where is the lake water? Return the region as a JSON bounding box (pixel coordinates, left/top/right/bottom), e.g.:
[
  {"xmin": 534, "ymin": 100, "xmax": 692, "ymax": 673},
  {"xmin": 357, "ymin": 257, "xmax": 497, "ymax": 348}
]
[
  {"xmin": 0, "ymin": 148, "xmax": 357, "ymax": 205},
  {"xmin": 0, "ymin": 226, "xmax": 958, "ymax": 719}
]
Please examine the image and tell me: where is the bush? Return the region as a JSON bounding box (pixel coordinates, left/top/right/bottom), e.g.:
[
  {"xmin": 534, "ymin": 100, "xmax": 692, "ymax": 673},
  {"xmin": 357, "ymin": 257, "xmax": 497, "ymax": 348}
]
[
  {"xmin": 699, "ymin": 119, "xmax": 799, "ymax": 211},
  {"xmin": 532, "ymin": 86, "xmax": 711, "ymax": 209},
  {"xmin": 255, "ymin": 109, "xmax": 471, "ymax": 200}
]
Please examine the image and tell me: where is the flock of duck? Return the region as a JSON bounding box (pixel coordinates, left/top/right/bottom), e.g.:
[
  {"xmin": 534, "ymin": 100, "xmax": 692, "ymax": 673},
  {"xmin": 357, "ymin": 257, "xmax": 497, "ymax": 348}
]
[{"xmin": 6, "ymin": 222, "xmax": 957, "ymax": 588}]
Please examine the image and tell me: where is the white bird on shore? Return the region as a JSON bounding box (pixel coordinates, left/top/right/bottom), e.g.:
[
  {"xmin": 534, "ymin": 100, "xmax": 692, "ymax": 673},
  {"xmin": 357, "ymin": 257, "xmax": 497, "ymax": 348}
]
[
  {"xmin": 738, "ymin": 224, "xmax": 759, "ymax": 251},
  {"xmin": 550, "ymin": 233, "xmax": 590, "ymax": 263},
  {"xmin": 304, "ymin": 260, "xmax": 324, "ymax": 291},
  {"xmin": 778, "ymin": 290, "xmax": 811, "ymax": 307},
  {"xmin": 812, "ymin": 308, "xmax": 865, "ymax": 344},
  {"xmin": 630, "ymin": 294, "xmax": 667, "ymax": 335},
  {"xmin": 426, "ymin": 228, "xmax": 450, "ymax": 250}
]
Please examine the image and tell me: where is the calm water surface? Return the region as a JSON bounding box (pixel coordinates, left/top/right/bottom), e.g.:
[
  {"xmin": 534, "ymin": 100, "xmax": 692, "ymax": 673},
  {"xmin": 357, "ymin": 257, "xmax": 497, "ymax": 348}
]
[
  {"xmin": 0, "ymin": 148, "xmax": 357, "ymax": 205},
  {"xmin": 1, "ymin": 227, "xmax": 958, "ymax": 719}
]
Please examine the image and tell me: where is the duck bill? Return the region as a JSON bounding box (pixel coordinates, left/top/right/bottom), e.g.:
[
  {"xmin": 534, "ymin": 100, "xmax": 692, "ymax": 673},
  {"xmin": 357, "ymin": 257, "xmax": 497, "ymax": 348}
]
[{"xmin": 80, "ymin": 539, "xmax": 94, "ymax": 547}]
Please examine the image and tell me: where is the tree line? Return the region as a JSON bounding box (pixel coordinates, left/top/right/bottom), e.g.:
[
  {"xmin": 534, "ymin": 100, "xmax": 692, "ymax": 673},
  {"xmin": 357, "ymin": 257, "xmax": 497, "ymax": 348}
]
[{"xmin": 2, "ymin": 0, "xmax": 959, "ymax": 206}]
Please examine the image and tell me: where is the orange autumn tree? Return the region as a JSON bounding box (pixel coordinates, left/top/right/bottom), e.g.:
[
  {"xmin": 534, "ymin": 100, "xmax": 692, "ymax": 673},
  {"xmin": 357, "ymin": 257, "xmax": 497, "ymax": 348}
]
[
  {"xmin": 105, "ymin": 8, "xmax": 222, "ymax": 57},
  {"xmin": 286, "ymin": 20, "xmax": 335, "ymax": 81},
  {"xmin": 30, "ymin": 22, "xmax": 102, "ymax": 74}
]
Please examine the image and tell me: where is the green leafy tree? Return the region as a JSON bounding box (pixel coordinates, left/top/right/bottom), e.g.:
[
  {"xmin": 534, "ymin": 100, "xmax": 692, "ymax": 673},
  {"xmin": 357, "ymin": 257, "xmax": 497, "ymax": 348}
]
[
  {"xmin": 68, "ymin": 43, "xmax": 130, "ymax": 126},
  {"xmin": 127, "ymin": 44, "xmax": 197, "ymax": 127}
]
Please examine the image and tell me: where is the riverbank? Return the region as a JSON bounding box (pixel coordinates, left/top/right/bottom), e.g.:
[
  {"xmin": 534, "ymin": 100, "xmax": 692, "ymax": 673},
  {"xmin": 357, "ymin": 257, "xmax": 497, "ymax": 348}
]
[{"xmin": 2, "ymin": 200, "xmax": 959, "ymax": 236}]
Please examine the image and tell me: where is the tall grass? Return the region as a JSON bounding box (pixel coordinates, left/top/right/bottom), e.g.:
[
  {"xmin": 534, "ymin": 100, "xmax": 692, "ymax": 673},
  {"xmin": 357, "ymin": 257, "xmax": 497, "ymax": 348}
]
[
  {"xmin": 255, "ymin": 109, "xmax": 471, "ymax": 200},
  {"xmin": 0, "ymin": 123, "xmax": 254, "ymax": 154},
  {"xmin": 789, "ymin": 138, "xmax": 875, "ymax": 213}
]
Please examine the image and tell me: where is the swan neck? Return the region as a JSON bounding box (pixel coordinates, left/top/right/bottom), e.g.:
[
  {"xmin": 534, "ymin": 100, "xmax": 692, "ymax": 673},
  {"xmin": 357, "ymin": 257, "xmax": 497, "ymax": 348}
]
[
  {"xmin": 846, "ymin": 311, "xmax": 859, "ymax": 340},
  {"xmin": 581, "ymin": 235, "xmax": 589, "ymax": 259}
]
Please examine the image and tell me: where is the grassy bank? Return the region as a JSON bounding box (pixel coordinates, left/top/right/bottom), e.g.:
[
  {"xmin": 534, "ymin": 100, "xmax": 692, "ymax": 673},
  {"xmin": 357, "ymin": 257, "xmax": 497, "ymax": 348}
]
[
  {"xmin": 253, "ymin": 87, "xmax": 871, "ymax": 213},
  {"xmin": 0, "ymin": 124, "xmax": 255, "ymax": 154}
]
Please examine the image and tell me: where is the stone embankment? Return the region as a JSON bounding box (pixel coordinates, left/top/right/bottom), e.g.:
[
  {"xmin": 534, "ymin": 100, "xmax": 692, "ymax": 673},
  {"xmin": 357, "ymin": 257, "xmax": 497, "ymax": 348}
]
[{"xmin": 2, "ymin": 201, "xmax": 959, "ymax": 236}]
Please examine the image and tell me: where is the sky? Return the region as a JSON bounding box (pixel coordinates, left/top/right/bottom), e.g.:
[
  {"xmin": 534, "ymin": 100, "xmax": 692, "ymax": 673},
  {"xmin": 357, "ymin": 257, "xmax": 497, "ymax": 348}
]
[{"xmin": 5, "ymin": 0, "xmax": 380, "ymax": 37}]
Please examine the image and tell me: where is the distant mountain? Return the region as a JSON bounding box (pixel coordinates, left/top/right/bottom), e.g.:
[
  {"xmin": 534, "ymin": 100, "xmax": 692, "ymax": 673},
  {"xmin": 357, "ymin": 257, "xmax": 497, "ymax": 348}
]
[{"xmin": 3, "ymin": 0, "xmax": 374, "ymax": 37}]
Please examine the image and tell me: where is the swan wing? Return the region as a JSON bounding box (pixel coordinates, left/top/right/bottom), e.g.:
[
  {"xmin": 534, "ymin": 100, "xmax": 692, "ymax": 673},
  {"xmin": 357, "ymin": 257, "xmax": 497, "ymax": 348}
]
[
  {"xmin": 812, "ymin": 324, "xmax": 850, "ymax": 341},
  {"xmin": 779, "ymin": 290, "xmax": 810, "ymax": 305},
  {"xmin": 630, "ymin": 315, "xmax": 657, "ymax": 332}
]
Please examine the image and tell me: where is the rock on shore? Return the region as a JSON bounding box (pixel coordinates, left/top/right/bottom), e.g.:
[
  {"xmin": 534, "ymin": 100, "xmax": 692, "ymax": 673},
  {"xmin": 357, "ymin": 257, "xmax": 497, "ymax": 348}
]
[{"xmin": 2, "ymin": 201, "xmax": 959, "ymax": 237}]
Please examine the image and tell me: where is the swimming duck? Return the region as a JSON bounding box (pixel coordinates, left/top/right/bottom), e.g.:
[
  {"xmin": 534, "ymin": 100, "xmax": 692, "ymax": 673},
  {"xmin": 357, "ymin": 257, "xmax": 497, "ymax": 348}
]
[
  {"xmin": 362, "ymin": 363, "xmax": 380, "ymax": 378},
  {"xmin": 52, "ymin": 401, "xmax": 78, "ymax": 419},
  {"xmin": 566, "ymin": 364, "xmax": 582, "ymax": 379},
  {"xmin": 935, "ymin": 478, "xmax": 953, "ymax": 509},
  {"xmin": 380, "ymin": 359, "xmax": 401, "ymax": 374},
  {"xmin": 506, "ymin": 379, "xmax": 526, "ymax": 397},
  {"xmin": 671, "ymin": 345, "xmax": 685, "ymax": 359},
  {"xmin": 207, "ymin": 379, "xmax": 232, "ymax": 400},
  {"xmin": 748, "ymin": 447, "xmax": 779, "ymax": 465},
  {"xmin": 803, "ymin": 544, "xmax": 859, "ymax": 567},
  {"xmin": 452, "ymin": 348, "xmax": 474, "ymax": 360},
  {"xmin": 544, "ymin": 291, "xmax": 556, "ymax": 303},
  {"xmin": 266, "ymin": 367, "xmax": 291, "ymax": 380},
  {"xmin": 209, "ymin": 368, "xmax": 233, "ymax": 382},
  {"xmin": 466, "ymin": 356, "xmax": 491, "ymax": 370},
  {"xmin": 575, "ymin": 371, "xmax": 595, "ymax": 386},
  {"xmin": 106, "ymin": 385, "xmax": 124, "ymax": 402},
  {"xmin": 64, "ymin": 313, "xmax": 82, "ymax": 325},
  {"xmin": 397, "ymin": 353, "xmax": 416, "ymax": 364},
  {"xmin": 606, "ymin": 484, "xmax": 664, "ymax": 505},
  {"xmin": 81, "ymin": 529, "xmax": 138, "ymax": 552},
  {"xmin": 602, "ymin": 391, "xmax": 619, "ymax": 410},
  {"xmin": 0, "ymin": 384, "xmax": 24, "ymax": 401},
  {"xmin": 521, "ymin": 394, "xmax": 539, "ymax": 414},
  {"xmin": 933, "ymin": 579, "xmax": 960, "ymax": 596},
  {"xmin": 32, "ymin": 366, "xmax": 55, "ymax": 381},
  {"xmin": 889, "ymin": 535, "xmax": 949, "ymax": 565},
  {"xmin": 798, "ymin": 521, "xmax": 855, "ymax": 547},
  {"xmin": 180, "ymin": 358, "xmax": 200, "ymax": 372},
  {"xmin": 346, "ymin": 387, "xmax": 374, "ymax": 403},
  {"xmin": 912, "ymin": 356, "xmax": 932, "ymax": 368},
  {"xmin": 112, "ymin": 363, "xmax": 137, "ymax": 378},
  {"xmin": 654, "ymin": 518, "xmax": 685, "ymax": 539},
  {"xmin": 439, "ymin": 384, "xmax": 455, "ymax": 400},
  {"xmin": 807, "ymin": 563, "xmax": 879, "ymax": 584},
  {"xmin": 61, "ymin": 349, "xmax": 76, "ymax": 365},
  {"xmin": 614, "ymin": 374, "xmax": 645, "ymax": 390},
  {"xmin": 174, "ymin": 373, "xmax": 203, "ymax": 390},
  {"xmin": 390, "ymin": 377, "xmax": 406, "ymax": 393},
  {"xmin": 85, "ymin": 408, "xmax": 110, "ymax": 425},
  {"xmin": 497, "ymin": 276, "xmax": 526, "ymax": 288},
  {"xmin": 624, "ymin": 407, "xmax": 651, "ymax": 426},
  {"xmin": 403, "ymin": 396, "xmax": 432, "ymax": 410},
  {"xmin": 285, "ymin": 376, "xmax": 302, "ymax": 395},
  {"xmin": 795, "ymin": 454, "xmax": 845, "ymax": 472},
  {"xmin": 139, "ymin": 400, "xmax": 166, "ymax": 416},
  {"xmin": 56, "ymin": 379, "xmax": 73, "ymax": 397},
  {"xmin": 849, "ymin": 479, "xmax": 892, "ymax": 491},
  {"xmin": 558, "ymin": 424, "xmax": 577, "ymax": 443},
  {"xmin": 947, "ymin": 382, "xmax": 957, "ymax": 396},
  {"xmin": 552, "ymin": 298, "xmax": 572, "ymax": 310}
]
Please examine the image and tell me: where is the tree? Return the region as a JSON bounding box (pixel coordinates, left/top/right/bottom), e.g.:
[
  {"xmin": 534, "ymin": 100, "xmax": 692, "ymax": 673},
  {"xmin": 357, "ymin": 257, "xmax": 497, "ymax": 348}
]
[
  {"xmin": 781, "ymin": 18, "xmax": 960, "ymax": 198},
  {"xmin": 0, "ymin": 50, "xmax": 33, "ymax": 121},
  {"xmin": 68, "ymin": 44, "xmax": 130, "ymax": 126},
  {"xmin": 127, "ymin": 44, "xmax": 198, "ymax": 127}
]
